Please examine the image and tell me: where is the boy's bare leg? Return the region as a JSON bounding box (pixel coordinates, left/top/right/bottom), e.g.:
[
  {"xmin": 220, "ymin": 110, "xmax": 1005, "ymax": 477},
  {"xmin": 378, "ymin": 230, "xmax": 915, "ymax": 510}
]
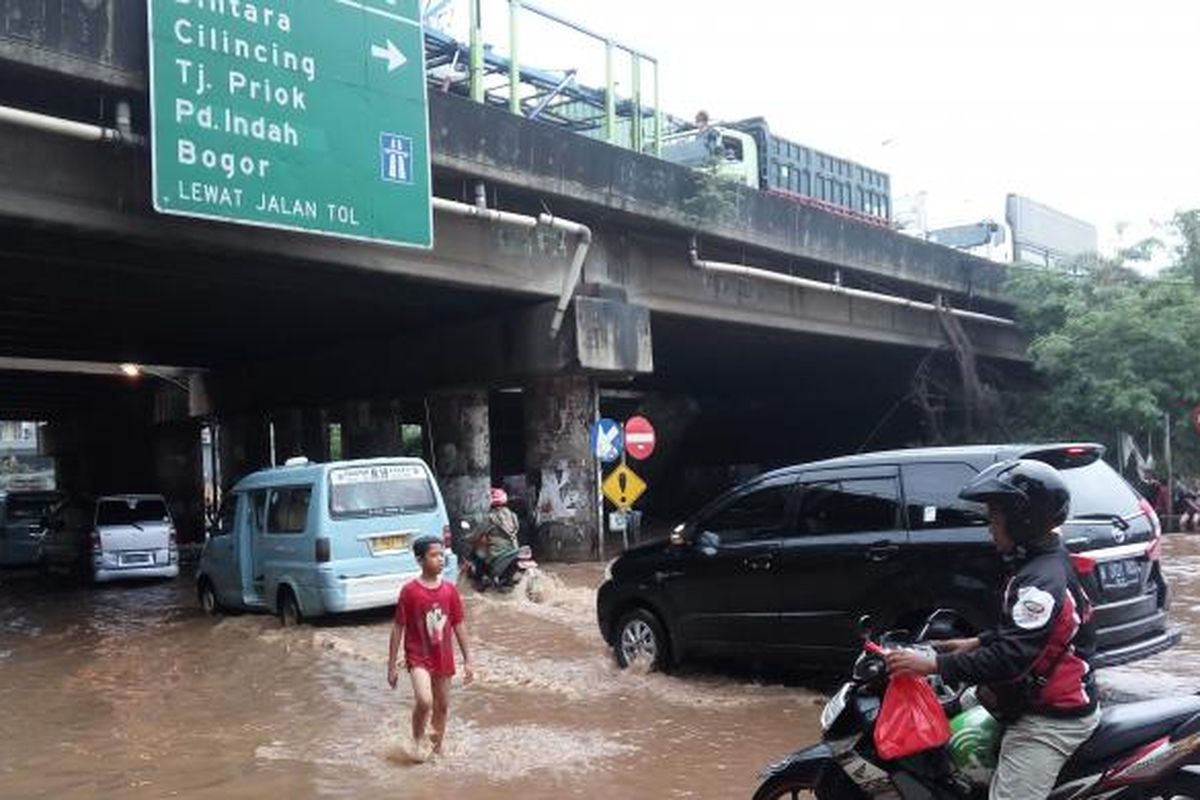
[
  {"xmin": 408, "ymin": 667, "xmax": 434, "ymax": 744},
  {"xmin": 429, "ymin": 676, "xmax": 452, "ymax": 753}
]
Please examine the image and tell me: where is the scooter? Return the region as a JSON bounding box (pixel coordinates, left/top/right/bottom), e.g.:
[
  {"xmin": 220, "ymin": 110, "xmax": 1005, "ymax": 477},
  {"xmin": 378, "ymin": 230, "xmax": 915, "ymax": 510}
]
[{"xmin": 753, "ymin": 610, "xmax": 1200, "ymax": 799}]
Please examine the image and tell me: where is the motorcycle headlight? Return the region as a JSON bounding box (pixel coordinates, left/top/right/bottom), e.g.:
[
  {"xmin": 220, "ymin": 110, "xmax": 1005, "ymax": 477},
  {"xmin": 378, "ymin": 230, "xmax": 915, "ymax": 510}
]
[{"xmin": 603, "ymin": 558, "xmax": 617, "ymax": 582}]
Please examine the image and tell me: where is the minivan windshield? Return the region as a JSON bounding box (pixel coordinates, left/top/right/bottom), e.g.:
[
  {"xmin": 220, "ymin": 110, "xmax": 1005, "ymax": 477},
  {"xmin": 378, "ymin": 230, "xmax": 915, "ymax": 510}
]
[
  {"xmin": 1060, "ymin": 461, "xmax": 1141, "ymax": 518},
  {"xmin": 329, "ymin": 464, "xmax": 436, "ymax": 518},
  {"xmin": 96, "ymin": 498, "xmax": 171, "ymax": 527}
]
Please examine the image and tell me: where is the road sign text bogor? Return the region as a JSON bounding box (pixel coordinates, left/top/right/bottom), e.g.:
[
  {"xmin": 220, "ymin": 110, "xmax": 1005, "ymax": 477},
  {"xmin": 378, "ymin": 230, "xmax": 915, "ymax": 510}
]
[{"xmin": 147, "ymin": 0, "xmax": 433, "ymax": 247}]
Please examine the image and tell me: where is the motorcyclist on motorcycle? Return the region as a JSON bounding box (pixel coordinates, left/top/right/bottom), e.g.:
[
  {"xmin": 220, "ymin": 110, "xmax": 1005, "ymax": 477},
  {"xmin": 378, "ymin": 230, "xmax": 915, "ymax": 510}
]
[
  {"xmin": 885, "ymin": 459, "xmax": 1100, "ymax": 800},
  {"xmin": 468, "ymin": 488, "xmax": 521, "ymax": 588}
]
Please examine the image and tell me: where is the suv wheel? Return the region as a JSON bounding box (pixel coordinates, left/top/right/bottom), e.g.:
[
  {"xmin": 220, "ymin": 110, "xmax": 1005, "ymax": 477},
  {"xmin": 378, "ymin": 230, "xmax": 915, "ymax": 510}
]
[
  {"xmin": 278, "ymin": 588, "xmax": 302, "ymax": 627},
  {"xmin": 614, "ymin": 608, "xmax": 667, "ymax": 671}
]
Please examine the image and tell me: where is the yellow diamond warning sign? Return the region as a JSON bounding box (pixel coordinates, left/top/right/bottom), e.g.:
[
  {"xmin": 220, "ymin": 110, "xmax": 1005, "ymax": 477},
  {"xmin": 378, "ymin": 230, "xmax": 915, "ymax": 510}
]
[{"xmin": 602, "ymin": 463, "xmax": 647, "ymax": 510}]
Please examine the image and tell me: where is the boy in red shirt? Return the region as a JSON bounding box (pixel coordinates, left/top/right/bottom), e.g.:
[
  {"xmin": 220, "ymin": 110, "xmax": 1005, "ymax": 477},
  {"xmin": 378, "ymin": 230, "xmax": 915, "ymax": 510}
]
[{"xmin": 387, "ymin": 536, "xmax": 473, "ymax": 762}]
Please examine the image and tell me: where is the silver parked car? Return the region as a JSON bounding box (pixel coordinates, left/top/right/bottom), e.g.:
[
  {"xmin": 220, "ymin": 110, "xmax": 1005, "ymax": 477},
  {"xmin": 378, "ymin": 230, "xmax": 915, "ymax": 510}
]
[{"xmin": 40, "ymin": 494, "xmax": 180, "ymax": 582}]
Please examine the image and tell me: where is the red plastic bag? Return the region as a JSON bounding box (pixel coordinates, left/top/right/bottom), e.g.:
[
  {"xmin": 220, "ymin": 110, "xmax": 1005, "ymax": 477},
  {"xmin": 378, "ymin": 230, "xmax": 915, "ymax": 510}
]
[{"xmin": 873, "ymin": 672, "xmax": 951, "ymax": 760}]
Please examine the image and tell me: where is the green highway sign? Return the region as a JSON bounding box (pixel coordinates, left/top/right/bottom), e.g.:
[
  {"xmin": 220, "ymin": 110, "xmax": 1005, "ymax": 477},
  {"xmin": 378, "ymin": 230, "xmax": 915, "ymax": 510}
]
[{"xmin": 147, "ymin": 0, "xmax": 433, "ymax": 248}]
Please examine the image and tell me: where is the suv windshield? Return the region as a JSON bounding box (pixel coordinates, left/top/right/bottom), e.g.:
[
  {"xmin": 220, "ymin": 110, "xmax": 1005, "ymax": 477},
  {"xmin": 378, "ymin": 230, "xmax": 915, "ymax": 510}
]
[
  {"xmin": 1059, "ymin": 461, "xmax": 1142, "ymax": 518},
  {"xmin": 96, "ymin": 498, "xmax": 170, "ymax": 526},
  {"xmin": 329, "ymin": 464, "xmax": 436, "ymax": 517}
]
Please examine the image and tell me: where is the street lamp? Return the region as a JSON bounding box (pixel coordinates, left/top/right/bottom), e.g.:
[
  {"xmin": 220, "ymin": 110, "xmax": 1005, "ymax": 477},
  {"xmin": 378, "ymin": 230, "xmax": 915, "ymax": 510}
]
[{"xmin": 119, "ymin": 362, "xmax": 191, "ymax": 393}]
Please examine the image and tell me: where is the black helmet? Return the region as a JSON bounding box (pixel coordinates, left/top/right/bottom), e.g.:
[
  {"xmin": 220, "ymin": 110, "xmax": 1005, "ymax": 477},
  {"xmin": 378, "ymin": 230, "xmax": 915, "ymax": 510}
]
[{"xmin": 959, "ymin": 459, "xmax": 1071, "ymax": 543}]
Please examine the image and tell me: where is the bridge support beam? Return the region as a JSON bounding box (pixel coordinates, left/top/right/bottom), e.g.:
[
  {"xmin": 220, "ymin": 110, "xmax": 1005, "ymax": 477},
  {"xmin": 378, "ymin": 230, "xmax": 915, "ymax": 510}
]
[
  {"xmin": 428, "ymin": 388, "xmax": 492, "ymax": 530},
  {"xmin": 524, "ymin": 374, "xmax": 599, "ymax": 561},
  {"xmin": 341, "ymin": 401, "xmax": 401, "ymax": 459}
]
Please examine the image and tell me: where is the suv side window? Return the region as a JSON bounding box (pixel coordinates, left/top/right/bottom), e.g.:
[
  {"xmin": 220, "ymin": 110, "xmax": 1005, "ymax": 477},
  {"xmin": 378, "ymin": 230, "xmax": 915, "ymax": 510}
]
[
  {"xmin": 797, "ymin": 477, "xmax": 900, "ymax": 535},
  {"xmin": 902, "ymin": 463, "xmax": 987, "ymax": 531},
  {"xmin": 699, "ymin": 484, "xmax": 790, "ymax": 545}
]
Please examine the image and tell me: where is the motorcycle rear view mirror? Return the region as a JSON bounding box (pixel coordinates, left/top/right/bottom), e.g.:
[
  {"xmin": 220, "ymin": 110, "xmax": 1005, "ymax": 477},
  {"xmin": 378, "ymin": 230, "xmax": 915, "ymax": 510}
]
[
  {"xmin": 857, "ymin": 615, "xmax": 875, "ymax": 640},
  {"xmin": 917, "ymin": 608, "xmax": 961, "ymax": 642}
]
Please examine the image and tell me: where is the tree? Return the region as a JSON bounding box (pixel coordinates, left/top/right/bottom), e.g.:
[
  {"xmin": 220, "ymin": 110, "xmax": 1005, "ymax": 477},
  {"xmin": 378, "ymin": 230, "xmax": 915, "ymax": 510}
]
[{"xmin": 997, "ymin": 211, "xmax": 1200, "ymax": 477}]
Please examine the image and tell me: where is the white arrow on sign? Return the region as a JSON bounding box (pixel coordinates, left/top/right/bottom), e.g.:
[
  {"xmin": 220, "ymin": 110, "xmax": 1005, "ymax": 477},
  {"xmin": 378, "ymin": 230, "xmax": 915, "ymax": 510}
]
[
  {"xmin": 595, "ymin": 424, "xmax": 620, "ymax": 460},
  {"xmin": 371, "ymin": 39, "xmax": 407, "ymax": 72}
]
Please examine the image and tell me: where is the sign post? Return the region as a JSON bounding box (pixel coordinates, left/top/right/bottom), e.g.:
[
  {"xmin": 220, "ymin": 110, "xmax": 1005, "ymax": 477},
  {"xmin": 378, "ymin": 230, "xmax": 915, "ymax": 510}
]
[{"xmin": 147, "ymin": 0, "xmax": 433, "ymax": 248}]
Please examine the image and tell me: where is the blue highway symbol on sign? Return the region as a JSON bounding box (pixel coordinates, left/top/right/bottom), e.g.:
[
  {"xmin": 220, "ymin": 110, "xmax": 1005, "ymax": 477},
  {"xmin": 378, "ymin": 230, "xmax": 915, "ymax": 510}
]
[
  {"xmin": 590, "ymin": 418, "xmax": 624, "ymax": 464},
  {"xmin": 380, "ymin": 133, "xmax": 414, "ymax": 185}
]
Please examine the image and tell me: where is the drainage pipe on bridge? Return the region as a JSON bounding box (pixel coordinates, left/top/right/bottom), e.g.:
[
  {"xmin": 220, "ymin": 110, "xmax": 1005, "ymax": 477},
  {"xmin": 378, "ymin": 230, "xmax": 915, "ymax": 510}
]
[
  {"xmin": 687, "ymin": 238, "xmax": 1015, "ymax": 327},
  {"xmin": 432, "ymin": 190, "xmax": 592, "ymax": 339},
  {"xmin": 0, "ymin": 103, "xmax": 144, "ymax": 146},
  {"xmin": 0, "ymin": 105, "xmax": 598, "ymax": 337}
]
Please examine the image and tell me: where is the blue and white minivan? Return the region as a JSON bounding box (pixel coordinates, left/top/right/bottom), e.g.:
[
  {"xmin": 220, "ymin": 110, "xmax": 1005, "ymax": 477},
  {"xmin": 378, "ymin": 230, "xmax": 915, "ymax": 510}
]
[{"xmin": 196, "ymin": 457, "xmax": 456, "ymax": 625}]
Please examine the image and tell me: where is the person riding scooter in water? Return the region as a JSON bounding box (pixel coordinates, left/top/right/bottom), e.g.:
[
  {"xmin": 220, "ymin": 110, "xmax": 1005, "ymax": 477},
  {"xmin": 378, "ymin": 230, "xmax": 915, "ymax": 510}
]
[
  {"xmin": 468, "ymin": 488, "xmax": 521, "ymax": 589},
  {"xmin": 886, "ymin": 459, "xmax": 1100, "ymax": 800}
]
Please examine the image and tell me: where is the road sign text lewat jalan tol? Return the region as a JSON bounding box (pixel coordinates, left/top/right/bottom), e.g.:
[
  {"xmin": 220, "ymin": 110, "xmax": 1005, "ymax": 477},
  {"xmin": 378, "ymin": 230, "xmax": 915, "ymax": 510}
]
[{"xmin": 147, "ymin": 0, "xmax": 433, "ymax": 247}]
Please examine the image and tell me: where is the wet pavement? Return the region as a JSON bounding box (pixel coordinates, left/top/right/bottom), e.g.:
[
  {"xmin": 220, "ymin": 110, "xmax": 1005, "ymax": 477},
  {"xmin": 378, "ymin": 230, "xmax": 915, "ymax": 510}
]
[{"xmin": 2, "ymin": 536, "xmax": 1199, "ymax": 799}]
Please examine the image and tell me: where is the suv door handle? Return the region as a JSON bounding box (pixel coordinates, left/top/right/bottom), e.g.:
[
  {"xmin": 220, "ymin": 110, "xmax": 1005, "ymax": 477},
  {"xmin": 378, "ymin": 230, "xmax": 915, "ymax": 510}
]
[
  {"xmin": 865, "ymin": 543, "xmax": 900, "ymax": 562},
  {"xmin": 743, "ymin": 554, "xmax": 774, "ymax": 571}
]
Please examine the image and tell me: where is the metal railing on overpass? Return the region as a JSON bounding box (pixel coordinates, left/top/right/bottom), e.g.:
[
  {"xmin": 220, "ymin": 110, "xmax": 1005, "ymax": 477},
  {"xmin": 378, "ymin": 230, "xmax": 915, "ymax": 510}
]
[{"xmin": 425, "ymin": 0, "xmax": 665, "ymax": 155}]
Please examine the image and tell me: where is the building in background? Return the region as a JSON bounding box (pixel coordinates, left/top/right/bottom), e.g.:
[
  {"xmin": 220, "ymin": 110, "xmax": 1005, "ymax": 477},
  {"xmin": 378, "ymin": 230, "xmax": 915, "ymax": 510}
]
[
  {"xmin": 1005, "ymin": 193, "xmax": 1098, "ymax": 268},
  {"xmin": 0, "ymin": 421, "xmax": 54, "ymax": 491}
]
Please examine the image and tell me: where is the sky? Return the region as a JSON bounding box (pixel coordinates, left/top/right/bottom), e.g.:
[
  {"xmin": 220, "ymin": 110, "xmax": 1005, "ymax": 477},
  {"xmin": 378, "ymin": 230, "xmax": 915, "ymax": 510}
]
[{"xmin": 439, "ymin": 0, "xmax": 1199, "ymax": 259}]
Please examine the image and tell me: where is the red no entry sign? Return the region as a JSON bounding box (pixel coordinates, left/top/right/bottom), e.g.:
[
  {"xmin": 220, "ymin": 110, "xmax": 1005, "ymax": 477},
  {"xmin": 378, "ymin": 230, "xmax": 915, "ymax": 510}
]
[{"xmin": 624, "ymin": 415, "xmax": 656, "ymax": 460}]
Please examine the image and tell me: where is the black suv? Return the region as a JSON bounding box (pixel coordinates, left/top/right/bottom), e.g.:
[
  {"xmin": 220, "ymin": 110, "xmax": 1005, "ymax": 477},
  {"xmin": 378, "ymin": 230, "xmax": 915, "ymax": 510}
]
[{"xmin": 597, "ymin": 444, "xmax": 1179, "ymax": 672}]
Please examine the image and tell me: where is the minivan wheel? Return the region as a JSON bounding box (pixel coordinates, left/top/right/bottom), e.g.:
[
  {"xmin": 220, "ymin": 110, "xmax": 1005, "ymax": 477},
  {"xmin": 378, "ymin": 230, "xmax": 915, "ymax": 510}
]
[
  {"xmin": 198, "ymin": 579, "xmax": 221, "ymax": 617},
  {"xmin": 278, "ymin": 588, "xmax": 302, "ymax": 627},
  {"xmin": 614, "ymin": 608, "xmax": 667, "ymax": 671}
]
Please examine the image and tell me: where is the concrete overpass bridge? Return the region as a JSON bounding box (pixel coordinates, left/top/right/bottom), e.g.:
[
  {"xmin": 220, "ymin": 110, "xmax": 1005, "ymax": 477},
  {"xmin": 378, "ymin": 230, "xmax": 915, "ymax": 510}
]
[{"xmin": 0, "ymin": 4, "xmax": 1025, "ymax": 558}]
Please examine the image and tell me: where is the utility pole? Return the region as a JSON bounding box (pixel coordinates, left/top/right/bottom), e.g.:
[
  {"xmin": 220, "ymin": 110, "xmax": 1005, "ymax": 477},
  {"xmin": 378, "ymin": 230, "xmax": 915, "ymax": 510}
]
[{"xmin": 1165, "ymin": 411, "xmax": 1174, "ymax": 528}]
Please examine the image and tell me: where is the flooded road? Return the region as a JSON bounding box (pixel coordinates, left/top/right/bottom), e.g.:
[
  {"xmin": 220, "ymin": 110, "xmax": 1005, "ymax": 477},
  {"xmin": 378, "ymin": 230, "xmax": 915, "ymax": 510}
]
[{"xmin": 3, "ymin": 536, "xmax": 1199, "ymax": 799}]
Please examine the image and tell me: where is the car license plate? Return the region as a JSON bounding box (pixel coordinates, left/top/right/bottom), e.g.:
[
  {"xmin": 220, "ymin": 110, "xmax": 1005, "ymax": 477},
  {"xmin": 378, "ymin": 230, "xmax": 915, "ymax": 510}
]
[
  {"xmin": 368, "ymin": 534, "xmax": 408, "ymax": 555},
  {"xmin": 1099, "ymin": 558, "xmax": 1141, "ymax": 591},
  {"xmin": 120, "ymin": 552, "xmax": 151, "ymax": 566}
]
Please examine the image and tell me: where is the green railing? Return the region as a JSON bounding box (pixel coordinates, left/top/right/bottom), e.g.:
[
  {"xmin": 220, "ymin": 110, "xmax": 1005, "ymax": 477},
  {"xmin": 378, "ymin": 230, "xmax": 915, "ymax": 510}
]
[{"xmin": 461, "ymin": 0, "xmax": 662, "ymax": 155}]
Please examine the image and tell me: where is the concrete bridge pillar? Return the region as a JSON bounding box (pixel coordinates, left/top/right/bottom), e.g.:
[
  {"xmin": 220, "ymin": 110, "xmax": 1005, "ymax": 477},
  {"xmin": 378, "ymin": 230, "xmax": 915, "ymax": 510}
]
[
  {"xmin": 217, "ymin": 412, "xmax": 270, "ymax": 492},
  {"xmin": 301, "ymin": 408, "xmax": 331, "ymax": 462},
  {"xmin": 428, "ymin": 389, "xmax": 491, "ymax": 528},
  {"xmin": 271, "ymin": 408, "xmax": 306, "ymax": 462},
  {"xmin": 524, "ymin": 375, "xmax": 599, "ymax": 561},
  {"xmin": 152, "ymin": 421, "xmax": 204, "ymax": 544},
  {"xmin": 342, "ymin": 400, "xmax": 401, "ymax": 458}
]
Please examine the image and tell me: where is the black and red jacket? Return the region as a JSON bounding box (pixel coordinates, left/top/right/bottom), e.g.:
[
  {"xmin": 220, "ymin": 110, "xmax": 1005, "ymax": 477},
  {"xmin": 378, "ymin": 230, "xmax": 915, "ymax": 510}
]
[{"xmin": 937, "ymin": 539, "xmax": 1097, "ymax": 718}]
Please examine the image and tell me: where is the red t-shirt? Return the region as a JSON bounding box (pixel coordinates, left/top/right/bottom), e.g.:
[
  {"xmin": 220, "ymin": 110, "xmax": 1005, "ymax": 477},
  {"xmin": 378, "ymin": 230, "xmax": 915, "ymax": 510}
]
[{"xmin": 395, "ymin": 579, "xmax": 464, "ymax": 676}]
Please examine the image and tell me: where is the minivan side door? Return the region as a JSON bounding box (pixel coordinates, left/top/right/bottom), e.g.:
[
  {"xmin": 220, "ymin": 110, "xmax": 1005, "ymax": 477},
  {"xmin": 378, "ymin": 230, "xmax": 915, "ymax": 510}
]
[
  {"xmin": 260, "ymin": 486, "xmax": 313, "ymax": 606},
  {"xmin": 774, "ymin": 466, "xmax": 907, "ymax": 662},
  {"xmin": 660, "ymin": 477, "xmax": 795, "ymax": 654}
]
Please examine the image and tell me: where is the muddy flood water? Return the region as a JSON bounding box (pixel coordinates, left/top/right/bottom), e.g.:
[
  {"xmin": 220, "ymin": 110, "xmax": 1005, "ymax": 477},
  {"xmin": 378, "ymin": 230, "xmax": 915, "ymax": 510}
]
[{"xmin": 3, "ymin": 537, "xmax": 1200, "ymax": 799}]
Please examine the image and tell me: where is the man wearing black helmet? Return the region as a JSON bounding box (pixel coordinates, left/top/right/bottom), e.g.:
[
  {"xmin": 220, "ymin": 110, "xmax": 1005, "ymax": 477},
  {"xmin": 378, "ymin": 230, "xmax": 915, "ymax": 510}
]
[{"xmin": 886, "ymin": 459, "xmax": 1100, "ymax": 800}]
